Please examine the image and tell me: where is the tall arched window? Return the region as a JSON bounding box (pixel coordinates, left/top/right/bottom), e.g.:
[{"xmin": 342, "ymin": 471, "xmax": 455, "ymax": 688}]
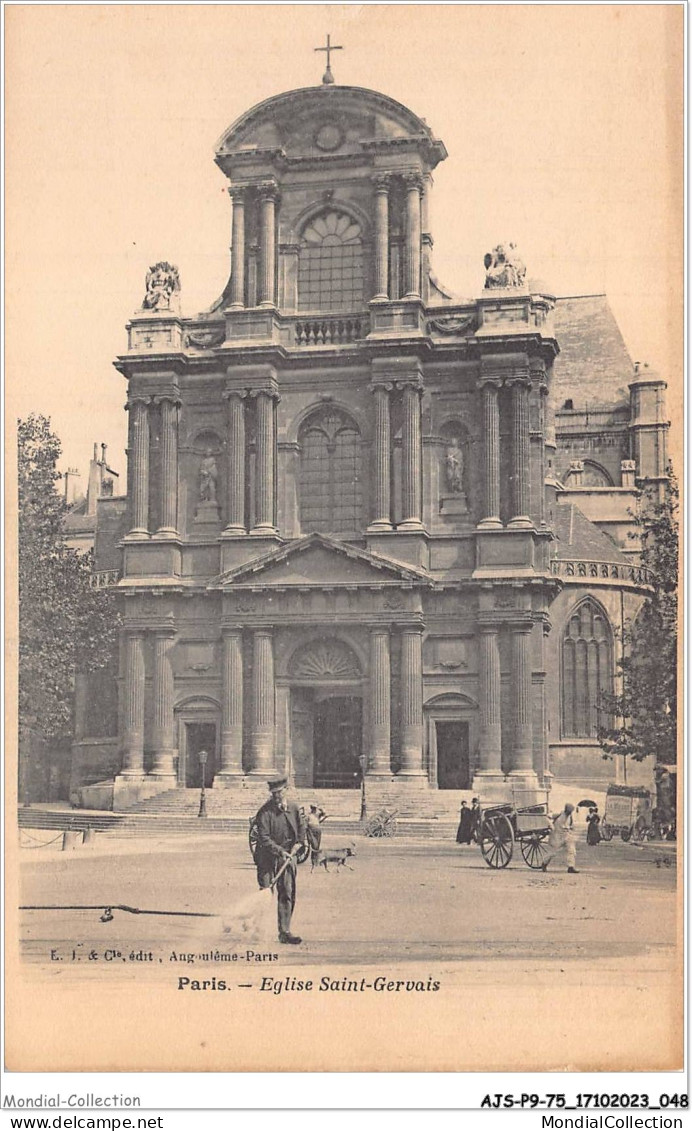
[
  {"xmin": 298, "ymin": 210, "xmax": 364, "ymax": 312},
  {"xmin": 561, "ymin": 599, "xmax": 613, "ymax": 738},
  {"xmin": 298, "ymin": 408, "xmax": 362, "ymax": 533}
]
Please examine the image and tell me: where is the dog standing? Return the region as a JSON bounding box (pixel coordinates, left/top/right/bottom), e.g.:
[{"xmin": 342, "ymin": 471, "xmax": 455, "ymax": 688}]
[{"xmin": 311, "ymin": 842, "xmax": 357, "ymax": 873}]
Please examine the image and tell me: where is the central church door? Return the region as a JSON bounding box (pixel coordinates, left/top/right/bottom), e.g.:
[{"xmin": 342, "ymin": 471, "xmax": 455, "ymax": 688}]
[{"xmin": 313, "ymin": 696, "xmax": 362, "ymax": 788}]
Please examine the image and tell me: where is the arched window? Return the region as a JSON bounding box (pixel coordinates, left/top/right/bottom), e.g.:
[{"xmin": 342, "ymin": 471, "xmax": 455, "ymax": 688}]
[
  {"xmin": 298, "ymin": 408, "xmax": 362, "ymax": 533},
  {"xmin": 298, "ymin": 210, "xmax": 364, "ymax": 312},
  {"xmin": 561, "ymin": 599, "xmax": 613, "ymax": 738}
]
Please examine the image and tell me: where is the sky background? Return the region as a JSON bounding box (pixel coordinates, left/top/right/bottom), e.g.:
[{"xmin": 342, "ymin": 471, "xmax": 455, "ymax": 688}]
[{"xmin": 6, "ymin": 4, "xmax": 683, "ymax": 488}]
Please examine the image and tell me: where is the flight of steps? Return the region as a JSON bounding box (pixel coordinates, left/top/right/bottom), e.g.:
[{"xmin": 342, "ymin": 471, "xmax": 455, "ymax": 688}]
[{"xmin": 106, "ymin": 781, "xmax": 462, "ymax": 838}]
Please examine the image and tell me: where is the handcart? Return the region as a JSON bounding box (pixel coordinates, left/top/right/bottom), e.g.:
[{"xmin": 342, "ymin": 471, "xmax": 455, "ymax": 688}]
[
  {"xmin": 600, "ymin": 784, "xmax": 653, "ymax": 842},
  {"xmin": 476, "ymin": 786, "xmax": 553, "ymax": 869}
]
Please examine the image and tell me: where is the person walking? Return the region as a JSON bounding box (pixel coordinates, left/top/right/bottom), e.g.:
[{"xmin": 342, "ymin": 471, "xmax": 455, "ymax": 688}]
[
  {"xmin": 542, "ymin": 802, "xmax": 579, "ymax": 873},
  {"xmin": 255, "ymin": 777, "xmax": 307, "ymax": 944}
]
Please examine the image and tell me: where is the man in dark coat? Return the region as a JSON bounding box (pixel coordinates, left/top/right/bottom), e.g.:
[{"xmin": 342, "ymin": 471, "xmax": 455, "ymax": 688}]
[{"xmin": 255, "ymin": 778, "xmax": 307, "ymax": 945}]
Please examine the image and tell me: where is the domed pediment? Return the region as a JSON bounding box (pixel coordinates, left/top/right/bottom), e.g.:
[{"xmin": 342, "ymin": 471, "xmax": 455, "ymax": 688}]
[{"xmin": 215, "ymin": 85, "xmax": 447, "ymax": 173}]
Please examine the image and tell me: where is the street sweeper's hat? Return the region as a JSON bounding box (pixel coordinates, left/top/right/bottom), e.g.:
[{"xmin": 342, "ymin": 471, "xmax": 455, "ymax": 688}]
[{"xmin": 268, "ymin": 777, "xmax": 288, "ymax": 792}]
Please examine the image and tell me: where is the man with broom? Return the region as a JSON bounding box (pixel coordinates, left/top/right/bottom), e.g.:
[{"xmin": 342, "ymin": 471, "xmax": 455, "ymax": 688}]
[{"xmin": 255, "ymin": 777, "xmax": 307, "ymax": 945}]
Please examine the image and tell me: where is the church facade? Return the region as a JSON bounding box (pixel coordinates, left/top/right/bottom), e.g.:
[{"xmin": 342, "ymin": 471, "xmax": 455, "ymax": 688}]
[{"xmin": 72, "ymin": 80, "xmax": 668, "ymax": 812}]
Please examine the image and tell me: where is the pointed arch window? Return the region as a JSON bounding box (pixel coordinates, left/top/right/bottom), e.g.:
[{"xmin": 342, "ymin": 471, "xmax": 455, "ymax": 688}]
[
  {"xmin": 298, "ymin": 210, "xmax": 364, "ymax": 312},
  {"xmin": 298, "ymin": 408, "xmax": 362, "ymax": 533},
  {"xmin": 561, "ymin": 599, "xmax": 613, "ymax": 738}
]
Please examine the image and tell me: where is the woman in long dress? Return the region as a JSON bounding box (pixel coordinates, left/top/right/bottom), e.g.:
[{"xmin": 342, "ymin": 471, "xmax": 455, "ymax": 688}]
[
  {"xmin": 456, "ymin": 801, "xmax": 473, "ymax": 844},
  {"xmin": 586, "ymin": 807, "xmax": 602, "ymax": 845}
]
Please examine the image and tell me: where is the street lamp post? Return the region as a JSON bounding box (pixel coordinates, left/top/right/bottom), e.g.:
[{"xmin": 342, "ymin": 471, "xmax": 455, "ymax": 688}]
[{"xmin": 198, "ymin": 750, "xmax": 208, "ymax": 818}]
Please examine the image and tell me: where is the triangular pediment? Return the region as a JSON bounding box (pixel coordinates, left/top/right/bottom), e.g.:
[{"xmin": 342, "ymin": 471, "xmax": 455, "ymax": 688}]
[{"xmin": 209, "ymin": 534, "xmax": 431, "ymax": 589}]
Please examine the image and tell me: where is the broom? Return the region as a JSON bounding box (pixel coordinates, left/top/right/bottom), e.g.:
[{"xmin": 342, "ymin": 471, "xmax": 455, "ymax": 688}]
[{"xmin": 216, "ymin": 851, "xmax": 297, "ymax": 941}]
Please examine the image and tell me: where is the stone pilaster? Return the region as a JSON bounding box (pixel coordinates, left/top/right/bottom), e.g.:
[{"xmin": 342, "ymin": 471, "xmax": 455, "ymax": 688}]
[
  {"xmin": 509, "ymin": 622, "xmax": 535, "ymax": 778},
  {"xmin": 478, "ymin": 380, "xmax": 502, "ymax": 528},
  {"xmin": 368, "ymin": 384, "xmax": 393, "ymax": 531},
  {"xmin": 229, "ymin": 187, "xmax": 246, "ymax": 308},
  {"xmin": 476, "ymin": 625, "xmax": 503, "ymax": 778},
  {"xmin": 508, "ymin": 376, "xmax": 532, "ymax": 527},
  {"xmin": 252, "ymin": 390, "xmax": 277, "ymax": 533},
  {"xmin": 257, "ymin": 181, "xmax": 279, "ymax": 307},
  {"xmin": 150, "ymin": 629, "xmax": 177, "ymax": 780},
  {"xmin": 398, "ymin": 626, "xmax": 425, "ymax": 775},
  {"xmin": 217, "ymin": 628, "xmax": 244, "ymax": 780},
  {"xmin": 127, "ymin": 396, "xmax": 150, "ymax": 538},
  {"xmin": 249, "ymin": 628, "xmax": 276, "ymax": 775},
  {"xmin": 403, "ymin": 172, "xmax": 423, "ymax": 299},
  {"xmin": 369, "ymin": 628, "xmax": 391, "ymax": 774},
  {"xmin": 121, "ymin": 630, "xmax": 146, "ymax": 776},
  {"xmin": 154, "ymin": 395, "xmax": 180, "ymax": 537},
  {"xmin": 223, "ymin": 389, "xmax": 246, "ymax": 533},
  {"xmin": 399, "ymin": 381, "xmax": 424, "ymax": 531},
  {"xmin": 372, "ymin": 174, "xmax": 391, "ymax": 299}
]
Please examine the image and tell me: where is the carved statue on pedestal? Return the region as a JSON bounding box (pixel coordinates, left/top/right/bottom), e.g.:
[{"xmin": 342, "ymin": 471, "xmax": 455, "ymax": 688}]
[
  {"xmin": 483, "ymin": 243, "xmax": 526, "ymax": 289},
  {"xmin": 198, "ymin": 450, "xmax": 218, "ymax": 504},
  {"xmin": 142, "ymin": 262, "xmax": 181, "ymax": 312},
  {"xmin": 445, "ymin": 438, "xmax": 464, "ymax": 494}
]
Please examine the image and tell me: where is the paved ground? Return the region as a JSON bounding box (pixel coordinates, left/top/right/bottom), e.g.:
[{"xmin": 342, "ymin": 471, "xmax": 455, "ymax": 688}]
[
  {"xmin": 11, "ymin": 829, "xmax": 681, "ymax": 1073},
  {"xmin": 18, "ymin": 828, "xmax": 677, "ymax": 969}
]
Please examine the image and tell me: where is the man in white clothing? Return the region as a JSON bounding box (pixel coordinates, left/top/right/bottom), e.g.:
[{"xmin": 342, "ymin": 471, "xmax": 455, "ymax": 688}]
[{"xmin": 542, "ymin": 802, "xmax": 579, "ymax": 873}]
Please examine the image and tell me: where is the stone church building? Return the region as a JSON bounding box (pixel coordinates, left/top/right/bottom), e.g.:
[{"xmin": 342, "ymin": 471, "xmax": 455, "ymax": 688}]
[{"xmin": 72, "ymin": 79, "xmax": 668, "ymax": 814}]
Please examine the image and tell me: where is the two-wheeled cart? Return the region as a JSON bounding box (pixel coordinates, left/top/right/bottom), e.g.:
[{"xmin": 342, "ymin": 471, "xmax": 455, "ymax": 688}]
[{"xmin": 476, "ymin": 787, "xmax": 553, "ymax": 869}]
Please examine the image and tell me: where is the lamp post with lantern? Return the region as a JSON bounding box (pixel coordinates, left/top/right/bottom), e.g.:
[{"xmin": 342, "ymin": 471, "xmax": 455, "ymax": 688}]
[{"xmin": 198, "ymin": 749, "xmax": 208, "ymax": 818}]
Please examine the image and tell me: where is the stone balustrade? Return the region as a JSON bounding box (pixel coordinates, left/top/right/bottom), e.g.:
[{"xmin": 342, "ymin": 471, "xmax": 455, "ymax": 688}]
[
  {"xmin": 551, "ymin": 559, "xmax": 653, "ymax": 586},
  {"xmin": 293, "ymin": 314, "xmax": 368, "ymax": 346},
  {"xmin": 89, "ymin": 570, "xmax": 120, "ymax": 588}
]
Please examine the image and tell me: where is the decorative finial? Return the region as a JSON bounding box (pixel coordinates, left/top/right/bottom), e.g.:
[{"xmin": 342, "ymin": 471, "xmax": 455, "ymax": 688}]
[{"xmin": 315, "ymin": 34, "xmax": 343, "ymax": 85}]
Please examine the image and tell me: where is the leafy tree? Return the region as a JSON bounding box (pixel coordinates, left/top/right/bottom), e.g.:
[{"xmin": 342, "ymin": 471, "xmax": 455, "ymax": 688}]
[
  {"xmin": 598, "ymin": 469, "xmax": 679, "ymax": 769},
  {"xmin": 18, "ymin": 414, "xmax": 120, "ymax": 744}
]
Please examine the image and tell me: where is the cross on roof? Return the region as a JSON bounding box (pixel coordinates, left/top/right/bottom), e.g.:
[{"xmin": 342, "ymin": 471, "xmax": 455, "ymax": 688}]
[{"xmin": 315, "ymin": 34, "xmax": 343, "ymax": 85}]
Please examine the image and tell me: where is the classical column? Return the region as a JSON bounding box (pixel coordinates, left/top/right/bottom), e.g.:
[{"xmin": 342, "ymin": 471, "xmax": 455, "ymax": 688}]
[
  {"xmin": 478, "ymin": 380, "xmax": 502, "ymax": 527},
  {"xmin": 128, "ymin": 397, "xmax": 150, "ymax": 537},
  {"xmin": 121, "ymin": 630, "xmax": 146, "ymax": 776},
  {"xmin": 369, "ymin": 629, "xmax": 391, "ymax": 774},
  {"xmin": 398, "ymin": 627, "xmax": 425, "ymax": 775},
  {"xmin": 399, "ymin": 382, "xmax": 423, "ymax": 530},
  {"xmin": 368, "ymin": 385, "xmax": 392, "ymax": 530},
  {"xmin": 218, "ymin": 628, "xmax": 244, "ymax": 778},
  {"xmin": 372, "ymin": 174, "xmax": 390, "ymax": 299},
  {"xmin": 223, "ymin": 389, "xmax": 246, "ymax": 534},
  {"xmin": 509, "ymin": 377, "xmax": 532, "ymax": 526},
  {"xmin": 252, "ymin": 391, "xmax": 277, "ymax": 533},
  {"xmin": 250, "ymin": 628, "xmax": 276, "ymax": 774},
  {"xmin": 258, "ymin": 182, "xmax": 278, "ymax": 307},
  {"xmin": 229, "ymin": 187, "xmax": 246, "ymax": 309},
  {"xmin": 403, "ymin": 172, "xmax": 423, "ymax": 299},
  {"xmin": 510, "ymin": 622, "xmax": 534, "ymax": 777},
  {"xmin": 150, "ymin": 629, "xmax": 177, "ymax": 780},
  {"xmin": 154, "ymin": 395, "xmax": 179, "ymax": 536},
  {"xmin": 476, "ymin": 625, "xmax": 503, "ymax": 776}
]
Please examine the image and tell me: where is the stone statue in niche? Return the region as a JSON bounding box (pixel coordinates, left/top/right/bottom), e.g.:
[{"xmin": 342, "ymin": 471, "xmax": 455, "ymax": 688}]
[
  {"xmin": 142, "ymin": 262, "xmax": 181, "ymax": 312},
  {"xmin": 483, "ymin": 243, "xmax": 526, "ymax": 289},
  {"xmin": 198, "ymin": 450, "xmax": 218, "ymax": 504},
  {"xmin": 445, "ymin": 438, "xmax": 464, "ymax": 494},
  {"xmin": 439, "ymin": 429, "xmax": 469, "ymax": 520}
]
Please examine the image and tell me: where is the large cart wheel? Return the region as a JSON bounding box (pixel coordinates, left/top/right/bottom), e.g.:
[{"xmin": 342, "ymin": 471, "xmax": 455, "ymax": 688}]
[
  {"xmin": 480, "ymin": 813, "xmax": 514, "ymax": 868},
  {"xmin": 520, "ymin": 832, "xmax": 550, "ymax": 869},
  {"xmin": 248, "ymin": 818, "xmax": 259, "ymax": 862}
]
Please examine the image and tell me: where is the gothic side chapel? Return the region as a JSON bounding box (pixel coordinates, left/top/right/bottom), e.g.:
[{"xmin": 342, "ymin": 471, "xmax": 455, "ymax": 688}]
[{"xmin": 72, "ymin": 57, "xmax": 669, "ymax": 816}]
